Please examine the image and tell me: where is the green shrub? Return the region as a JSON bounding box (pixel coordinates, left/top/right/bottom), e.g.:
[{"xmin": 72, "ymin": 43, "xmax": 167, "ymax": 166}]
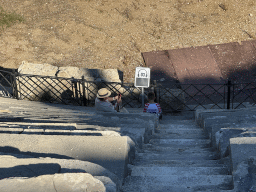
[{"xmin": 0, "ymin": 6, "xmax": 24, "ymax": 30}]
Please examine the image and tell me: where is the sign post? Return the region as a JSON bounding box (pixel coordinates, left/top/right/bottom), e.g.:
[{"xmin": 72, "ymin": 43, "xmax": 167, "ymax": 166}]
[{"xmin": 134, "ymin": 67, "xmax": 151, "ymax": 107}]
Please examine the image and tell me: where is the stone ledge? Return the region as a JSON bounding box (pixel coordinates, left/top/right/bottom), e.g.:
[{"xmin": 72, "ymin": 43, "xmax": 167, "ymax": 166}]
[
  {"xmin": 0, "ymin": 173, "xmax": 107, "ymax": 192},
  {"xmin": 194, "ymin": 106, "xmax": 256, "ymax": 191},
  {"xmin": 0, "ymin": 153, "xmax": 120, "ymax": 191},
  {"xmin": 0, "ymin": 134, "xmax": 132, "ymax": 182},
  {"xmin": 230, "ymin": 137, "xmax": 256, "ymax": 172},
  {"xmin": 232, "ymin": 156, "xmax": 256, "ymax": 192}
]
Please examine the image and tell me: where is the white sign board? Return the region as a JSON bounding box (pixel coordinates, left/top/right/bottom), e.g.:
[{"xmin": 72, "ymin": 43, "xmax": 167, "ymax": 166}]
[{"xmin": 134, "ymin": 67, "xmax": 150, "ymax": 88}]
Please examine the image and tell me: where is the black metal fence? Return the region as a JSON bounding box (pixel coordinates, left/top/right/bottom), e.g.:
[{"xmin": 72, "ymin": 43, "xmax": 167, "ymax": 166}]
[
  {"xmin": 153, "ymin": 80, "xmax": 256, "ymax": 112},
  {"xmin": 0, "ymin": 69, "xmax": 256, "ymax": 111}
]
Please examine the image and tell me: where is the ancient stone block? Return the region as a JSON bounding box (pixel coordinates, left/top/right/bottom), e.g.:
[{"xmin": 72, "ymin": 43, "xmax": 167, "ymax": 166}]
[
  {"xmin": 215, "ymin": 128, "xmax": 247, "ymax": 158},
  {"xmin": 230, "ymin": 137, "xmax": 256, "ymax": 173},
  {"xmin": 18, "ymin": 61, "xmax": 58, "ymax": 76}
]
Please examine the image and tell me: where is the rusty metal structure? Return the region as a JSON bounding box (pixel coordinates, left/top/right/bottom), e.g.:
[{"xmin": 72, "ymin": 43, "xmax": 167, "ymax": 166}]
[{"xmin": 142, "ymin": 40, "xmax": 256, "ymax": 96}]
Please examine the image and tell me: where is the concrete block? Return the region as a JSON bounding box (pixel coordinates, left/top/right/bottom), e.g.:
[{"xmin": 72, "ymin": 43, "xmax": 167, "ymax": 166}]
[
  {"xmin": 0, "ymin": 153, "xmax": 120, "ymax": 190},
  {"xmin": 94, "ymin": 176, "xmax": 117, "ymax": 192},
  {"xmin": 70, "ymin": 130, "xmax": 121, "ymax": 137},
  {"xmin": 215, "ymin": 128, "xmax": 247, "ymax": 158},
  {"xmin": 117, "ymin": 126, "xmax": 145, "ymax": 149},
  {"xmin": 195, "ymin": 107, "xmax": 256, "ymax": 127},
  {"xmin": 95, "ymin": 112, "xmax": 158, "ymax": 129},
  {"xmin": 203, "ymin": 116, "xmax": 256, "ymax": 149},
  {"xmin": 232, "ymin": 156, "xmax": 256, "ymax": 192},
  {"xmin": 22, "ymin": 128, "xmax": 44, "ymax": 134},
  {"xmin": 0, "ymin": 173, "xmax": 106, "ymax": 192},
  {"xmin": 76, "ymin": 123, "xmax": 151, "ymax": 149},
  {"xmin": 0, "ymin": 134, "xmax": 133, "ymax": 181},
  {"xmin": 195, "ymin": 108, "xmax": 229, "ymax": 126},
  {"xmin": 44, "ymin": 129, "xmax": 72, "ymax": 135},
  {"xmin": 230, "ymin": 137, "xmax": 256, "ymax": 173},
  {"xmin": 0, "ymin": 128, "xmax": 23, "ymax": 134},
  {"xmin": 0, "ymin": 156, "xmax": 61, "ymax": 180}
]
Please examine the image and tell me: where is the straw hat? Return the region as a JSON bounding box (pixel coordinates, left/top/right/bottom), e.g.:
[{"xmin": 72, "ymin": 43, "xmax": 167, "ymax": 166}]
[{"xmin": 97, "ymin": 88, "xmax": 111, "ymax": 98}]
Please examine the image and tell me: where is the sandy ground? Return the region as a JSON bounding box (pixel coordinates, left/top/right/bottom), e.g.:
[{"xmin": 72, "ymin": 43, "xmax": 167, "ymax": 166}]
[{"xmin": 0, "ymin": 0, "xmax": 255, "ymax": 82}]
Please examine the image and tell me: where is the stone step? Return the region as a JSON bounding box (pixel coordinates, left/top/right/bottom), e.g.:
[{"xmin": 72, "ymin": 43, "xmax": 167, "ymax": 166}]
[
  {"xmin": 160, "ymin": 119, "xmax": 196, "ymax": 125},
  {"xmin": 136, "ymin": 151, "xmax": 218, "ymax": 161},
  {"xmin": 152, "ymin": 132, "xmax": 208, "ymax": 139},
  {"xmin": 133, "ymin": 159, "xmax": 229, "ymax": 168},
  {"xmin": 0, "ymin": 122, "xmax": 77, "ymax": 129},
  {"xmin": 0, "ymin": 127, "xmax": 121, "ymax": 136},
  {"xmin": 131, "ymin": 166, "xmax": 230, "ymax": 176},
  {"xmin": 142, "ymin": 144, "xmax": 216, "ymax": 153},
  {"xmin": 151, "ymin": 133, "xmax": 209, "ymax": 139},
  {"xmin": 149, "ymin": 138, "xmax": 211, "ymax": 146},
  {"xmin": 122, "ymin": 184, "xmax": 234, "ymax": 192},
  {"xmin": 122, "ymin": 175, "xmax": 233, "ymax": 192},
  {"xmin": 155, "ymin": 127, "xmax": 204, "ymax": 134}
]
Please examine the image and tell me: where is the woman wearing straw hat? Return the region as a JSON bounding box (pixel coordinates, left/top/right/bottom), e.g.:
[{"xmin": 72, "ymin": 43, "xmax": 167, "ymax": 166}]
[{"xmin": 95, "ymin": 88, "xmax": 126, "ymax": 112}]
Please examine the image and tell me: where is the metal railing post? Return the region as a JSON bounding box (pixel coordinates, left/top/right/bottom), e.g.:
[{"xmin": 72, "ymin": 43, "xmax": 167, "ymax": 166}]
[
  {"xmin": 12, "ymin": 69, "xmax": 18, "ymax": 99},
  {"xmin": 227, "ymin": 80, "xmax": 231, "ymax": 109},
  {"xmin": 82, "ymin": 76, "xmax": 87, "ymax": 106},
  {"xmin": 153, "ymin": 80, "xmax": 159, "ymax": 103}
]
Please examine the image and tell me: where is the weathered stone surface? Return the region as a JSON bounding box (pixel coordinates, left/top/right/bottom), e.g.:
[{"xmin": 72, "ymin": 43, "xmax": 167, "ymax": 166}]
[
  {"xmin": 0, "ymin": 155, "xmax": 61, "ymax": 180},
  {"xmin": 53, "ymin": 173, "xmax": 106, "ymax": 192},
  {"xmin": 215, "ymin": 128, "xmax": 247, "ymax": 158},
  {"xmin": 230, "ymin": 137, "xmax": 256, "ymax": 173},
  {"xmin": 201, "ymin": 113, "xmax": 256, "ymax": 149},
  {"xmin": 18, "ymin": 61, "xmax": 58, "ymax": 76},
  {"xmin": 97, "ymin": 69, "xmax": 121, "ymax": 83},
  {"xmin": 57, "ymin": 66, "xmax": 95, "ymax": 81},
  {"xmin": 159, "ymin": 88, "xmax": 185, "ymax": 111},
  {"xmin": 0, "ymin": 173, "xmax": 106, "ymax": 192},
  {"xmin": 94, "ymin": 176, "xmax": 117, "ymax": 192},
  {"xmin": 0, "ymin": 134, "xmax": 132, "ymax": 181},
  {"xmin": 233, "ymin": 156, "xmax": 256, "ymax": 192},
  {"xmin": 0, "ymin": 153, "xmax": 120, "ymax": 191},
  {"xmin": 195, "ymin": 106, "xmax": 256, "ymax": 127}
]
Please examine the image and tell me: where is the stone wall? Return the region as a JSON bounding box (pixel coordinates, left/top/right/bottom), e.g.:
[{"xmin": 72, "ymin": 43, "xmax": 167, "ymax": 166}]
[{"xmin": 17, "ymin": 61, "xmax": 122, "ymax": 102}]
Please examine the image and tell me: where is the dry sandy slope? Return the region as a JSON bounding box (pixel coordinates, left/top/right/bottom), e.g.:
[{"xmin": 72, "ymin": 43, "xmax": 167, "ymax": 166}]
[{"xmin": 0, "ymin": 0, "xmax": 255, "ymax": 82}]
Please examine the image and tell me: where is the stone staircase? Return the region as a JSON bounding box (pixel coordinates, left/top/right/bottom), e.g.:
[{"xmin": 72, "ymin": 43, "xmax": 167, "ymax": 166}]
[
  {"xmin": 1, "ymin": 96, "xmax": 255, "ymax": 191},
  {"xmin": 121, "ymin": 112, "xmax": 234, "ymax": 192}
]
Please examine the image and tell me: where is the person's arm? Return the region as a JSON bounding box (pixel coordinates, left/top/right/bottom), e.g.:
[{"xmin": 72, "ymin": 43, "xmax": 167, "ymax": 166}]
[
  {"xmin": 156, "ymin": 103, "xmax": 162, "ymax": 113},
  {"xmin": 143, "ymin": 103, "xmax": 149, "ymax": 112},
  {"xmin": 116, "ymin": 96, "xmax": 122, "ymax": 111},
  {"xmin": 107, "ymin": 96, "xmax": 118, "ymax": 102}
]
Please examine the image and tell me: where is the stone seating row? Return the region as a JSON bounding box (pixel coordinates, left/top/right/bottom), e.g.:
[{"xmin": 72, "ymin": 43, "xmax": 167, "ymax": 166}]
[
  {"xmin": 195, "ymin": 105, "xmax": 256, "ymax": 191},
  {"xmin": 0, "ymin": 152, "xmax": 117, "ymax": 192},
  {"xmin": 0, "ymin": 97, "xmax": 159, "ymax": 191}
]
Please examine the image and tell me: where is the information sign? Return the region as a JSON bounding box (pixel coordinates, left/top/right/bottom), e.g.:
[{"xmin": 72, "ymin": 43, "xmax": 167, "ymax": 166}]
[{"xmin": 134, "ymin": 67, "xmax": 150, "ymax": 88}]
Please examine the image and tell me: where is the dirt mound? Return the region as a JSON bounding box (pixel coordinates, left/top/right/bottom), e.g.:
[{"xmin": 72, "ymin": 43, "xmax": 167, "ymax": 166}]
[{"xmin": 0, "ymin": 0, "xmax": 255, "ymax": 82}]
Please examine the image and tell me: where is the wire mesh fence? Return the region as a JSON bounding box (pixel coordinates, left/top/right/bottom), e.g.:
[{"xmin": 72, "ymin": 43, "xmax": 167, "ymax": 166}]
[{"xmin": 0, "ymin": 69, "xmax": 255, "ymax": 111}]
